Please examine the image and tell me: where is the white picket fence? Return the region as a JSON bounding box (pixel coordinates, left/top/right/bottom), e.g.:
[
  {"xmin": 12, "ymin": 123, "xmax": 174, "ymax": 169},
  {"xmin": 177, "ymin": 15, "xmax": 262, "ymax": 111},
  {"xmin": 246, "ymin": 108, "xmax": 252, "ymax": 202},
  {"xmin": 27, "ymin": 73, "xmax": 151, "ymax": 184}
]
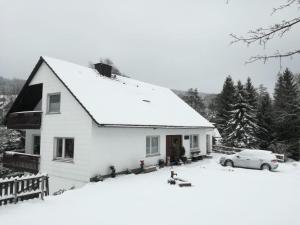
[{"xmin": 0, "ymin": 173, "xmax": 49, "ymax": 206}]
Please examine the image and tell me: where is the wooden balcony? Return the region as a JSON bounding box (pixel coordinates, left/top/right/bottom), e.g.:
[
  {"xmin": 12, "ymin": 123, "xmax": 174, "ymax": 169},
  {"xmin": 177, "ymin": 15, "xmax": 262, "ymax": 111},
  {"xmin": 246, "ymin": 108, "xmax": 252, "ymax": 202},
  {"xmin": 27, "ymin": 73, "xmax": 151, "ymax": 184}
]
[
  {"xmin": 2, "ymin": 151, "xmax": 40, "ymax": 174},
  {"xmin": 6, "ymin": 111, "xmax": 42, "ymax": 130}
]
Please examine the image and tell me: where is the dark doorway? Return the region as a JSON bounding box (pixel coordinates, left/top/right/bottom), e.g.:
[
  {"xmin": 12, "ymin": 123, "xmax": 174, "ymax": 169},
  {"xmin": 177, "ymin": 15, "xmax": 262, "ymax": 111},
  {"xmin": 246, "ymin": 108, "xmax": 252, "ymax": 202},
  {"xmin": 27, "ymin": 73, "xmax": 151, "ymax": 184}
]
[
  {"xmin": 33, "ymin": 135, "xmax": 40, "ymax": 155},
  {"xmin": 166, "ymin": 135, "xmax": 182, "ymax": 163}
]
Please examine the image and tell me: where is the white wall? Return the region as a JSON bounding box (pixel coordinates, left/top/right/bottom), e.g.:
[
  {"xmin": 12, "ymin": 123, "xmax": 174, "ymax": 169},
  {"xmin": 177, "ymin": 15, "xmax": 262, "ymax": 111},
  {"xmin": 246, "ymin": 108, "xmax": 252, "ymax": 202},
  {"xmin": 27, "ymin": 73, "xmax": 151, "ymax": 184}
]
[
  {"xmin": 24, "ymin": 129, "xmax": 41, "ymax": 154},
  {"xmin": 89, "ymin": 124, "xmax": 213, "ymax": 177},
  {"xmin": 29, "ymin": 63, "xmax": 93, "ymax": 192}
]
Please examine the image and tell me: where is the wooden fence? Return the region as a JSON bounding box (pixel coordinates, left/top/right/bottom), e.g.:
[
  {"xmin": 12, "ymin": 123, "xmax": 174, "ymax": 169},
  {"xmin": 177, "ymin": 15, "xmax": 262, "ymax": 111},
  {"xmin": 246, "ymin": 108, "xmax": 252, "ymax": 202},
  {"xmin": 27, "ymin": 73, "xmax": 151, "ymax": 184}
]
[
  {"xmin": 2, "ymin": 151, "xmax": 40, "ymax": 173},
  {"xmin": 212, "ymin": 145, "xmax": 242, "ymax": 154},
  {"xmin": 0, "ymin": 173, "xmax": 49, "ymax": 206}
]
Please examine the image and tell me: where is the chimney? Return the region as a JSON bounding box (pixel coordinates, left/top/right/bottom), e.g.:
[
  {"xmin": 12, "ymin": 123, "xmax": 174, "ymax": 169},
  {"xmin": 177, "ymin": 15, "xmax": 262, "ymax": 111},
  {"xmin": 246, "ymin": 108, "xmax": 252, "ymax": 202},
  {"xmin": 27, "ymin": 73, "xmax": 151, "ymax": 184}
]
[{"xmin": 94, "ymin": 63, "xmax": 112, "ymax": 78}]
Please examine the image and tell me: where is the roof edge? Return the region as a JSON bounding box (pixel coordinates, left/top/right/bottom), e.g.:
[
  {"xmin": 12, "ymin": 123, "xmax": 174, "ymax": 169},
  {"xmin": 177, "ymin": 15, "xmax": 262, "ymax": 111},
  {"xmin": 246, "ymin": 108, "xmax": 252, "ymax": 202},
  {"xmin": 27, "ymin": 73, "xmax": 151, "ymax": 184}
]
[
  {"xmin": 5, "ymin": 56, "xmax": 101, "ymax": 126},
  {"xmin": 41, "ymin": 57, "xmax": 100, "ymax": 126},
  {"xmin": 98, "ymin": 123, "xmax": 214, "ymax": 129}
]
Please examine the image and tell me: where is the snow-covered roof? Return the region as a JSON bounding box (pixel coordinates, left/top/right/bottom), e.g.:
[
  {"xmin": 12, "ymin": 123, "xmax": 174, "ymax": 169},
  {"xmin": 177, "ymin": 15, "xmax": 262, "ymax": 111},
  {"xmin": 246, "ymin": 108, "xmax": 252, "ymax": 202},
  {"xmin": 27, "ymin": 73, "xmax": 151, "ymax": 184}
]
[
  {"xmin": 40, "ymin": 56, "xmax": 213, "ymax": 128},
  {"xmin": 213, "ymin": 128, "xmax": 222, "ymax": 138}
]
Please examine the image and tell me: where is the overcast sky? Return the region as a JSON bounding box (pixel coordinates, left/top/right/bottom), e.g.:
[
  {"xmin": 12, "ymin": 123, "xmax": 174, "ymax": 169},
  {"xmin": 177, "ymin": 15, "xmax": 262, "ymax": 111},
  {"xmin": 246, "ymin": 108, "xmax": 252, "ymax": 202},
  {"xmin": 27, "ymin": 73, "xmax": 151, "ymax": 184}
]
[{"xmin": 0, "ymin": 0, "xmax": 299, "ymax": 93}]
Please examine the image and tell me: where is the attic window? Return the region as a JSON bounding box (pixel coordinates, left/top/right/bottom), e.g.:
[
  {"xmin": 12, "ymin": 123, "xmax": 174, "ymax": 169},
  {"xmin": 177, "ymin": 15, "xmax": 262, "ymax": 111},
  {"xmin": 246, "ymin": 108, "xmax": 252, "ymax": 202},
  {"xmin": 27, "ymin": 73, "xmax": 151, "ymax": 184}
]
[
  {"xmin": 47, "ymin": 93, "xmax": 61, "ymax": 114},
  {"xmin": 142, "ymin": 99, "xmax": 151, "ymax": 103}
]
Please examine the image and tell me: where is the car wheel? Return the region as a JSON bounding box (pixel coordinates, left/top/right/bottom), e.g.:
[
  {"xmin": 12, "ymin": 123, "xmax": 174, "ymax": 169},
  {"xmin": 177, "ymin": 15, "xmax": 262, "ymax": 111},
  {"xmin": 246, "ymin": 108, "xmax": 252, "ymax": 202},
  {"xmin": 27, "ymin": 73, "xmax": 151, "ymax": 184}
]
[
  {"xmin": 225, "ymin": 160, "xmax": 234, "ymax": 167},
  {"xmin": 261, "ymin": 164, "xmax": 271, "ymax": 171}
]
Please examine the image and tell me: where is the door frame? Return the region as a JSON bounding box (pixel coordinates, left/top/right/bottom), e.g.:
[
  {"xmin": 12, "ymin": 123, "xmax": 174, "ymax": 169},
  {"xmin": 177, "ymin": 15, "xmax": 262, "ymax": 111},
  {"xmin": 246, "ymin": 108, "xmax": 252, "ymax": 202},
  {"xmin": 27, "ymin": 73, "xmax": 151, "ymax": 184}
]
[{"xmin": 166, "ymin": 135, "xmax": 182, "ymax": 163}]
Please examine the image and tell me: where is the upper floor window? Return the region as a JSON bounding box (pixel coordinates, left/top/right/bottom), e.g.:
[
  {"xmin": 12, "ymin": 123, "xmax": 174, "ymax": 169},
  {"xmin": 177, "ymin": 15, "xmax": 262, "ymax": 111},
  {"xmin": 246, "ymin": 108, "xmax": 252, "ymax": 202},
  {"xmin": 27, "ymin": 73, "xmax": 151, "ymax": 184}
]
[
  {"xmin": 146, "ymin": 136, "xmax": 160, "ymax": 156},
  {"xmin": 47, "ymin": 93, "xmax": 61, "ymax": 113},
  {"xmin": 190, "ymin": 134, "xmax": 199, "ymax": 149}
]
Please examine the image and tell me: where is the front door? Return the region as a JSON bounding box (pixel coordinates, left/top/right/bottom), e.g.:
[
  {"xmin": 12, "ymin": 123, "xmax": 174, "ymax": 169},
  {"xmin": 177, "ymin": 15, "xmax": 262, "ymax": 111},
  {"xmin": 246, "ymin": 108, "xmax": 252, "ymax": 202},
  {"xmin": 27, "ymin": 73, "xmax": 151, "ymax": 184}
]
[
  {"xmin": 33, "ymin": 135, "xmax": 40, "ymax": 155},
  {"xmin": 166, "ymin": 135, "xmax": 182, "ymax": 163}
]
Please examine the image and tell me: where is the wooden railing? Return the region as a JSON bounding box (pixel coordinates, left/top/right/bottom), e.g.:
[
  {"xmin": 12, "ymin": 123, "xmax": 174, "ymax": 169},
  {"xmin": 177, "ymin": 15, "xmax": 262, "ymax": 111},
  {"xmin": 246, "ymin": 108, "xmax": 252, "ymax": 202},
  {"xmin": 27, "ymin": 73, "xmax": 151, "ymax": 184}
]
[
  {"xmin": 3, "ymin": 151, "xmax": 40, "ymax": 173},
  {"xmin": 0, "ymin": 174, "xmax": 49, "ymax": 206},
  {"xmin": 6, "ymin": 111, "xmax": 42, "ymax": 129}
]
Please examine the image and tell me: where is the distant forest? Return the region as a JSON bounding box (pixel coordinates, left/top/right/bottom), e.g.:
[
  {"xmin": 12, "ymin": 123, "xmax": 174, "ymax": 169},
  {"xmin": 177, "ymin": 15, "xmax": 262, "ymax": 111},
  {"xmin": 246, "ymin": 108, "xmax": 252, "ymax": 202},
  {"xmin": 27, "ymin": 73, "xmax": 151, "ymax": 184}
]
[{"xmin": 0, "ymin": 76, "xmax": 25, "ymax": 95}]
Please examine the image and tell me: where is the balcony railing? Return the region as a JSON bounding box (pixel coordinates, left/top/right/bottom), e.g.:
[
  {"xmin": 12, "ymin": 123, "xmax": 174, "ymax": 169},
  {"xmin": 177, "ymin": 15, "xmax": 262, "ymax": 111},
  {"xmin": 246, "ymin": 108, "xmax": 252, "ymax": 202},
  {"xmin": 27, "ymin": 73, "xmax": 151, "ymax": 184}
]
[
  {"xmin": 2, "ymin": 151, "xmax": 40, "ymax": 174},
  {"xmin": 6, "ymin": 111, "xmax": 42, "ymax": 129}
]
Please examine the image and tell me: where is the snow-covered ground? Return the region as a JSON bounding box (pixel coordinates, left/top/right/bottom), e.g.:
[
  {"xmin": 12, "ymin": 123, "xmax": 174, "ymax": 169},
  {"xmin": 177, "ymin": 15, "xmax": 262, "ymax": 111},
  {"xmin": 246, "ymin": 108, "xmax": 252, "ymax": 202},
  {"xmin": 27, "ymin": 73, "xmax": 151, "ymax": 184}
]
[{"xmin": 1, "ymin": 153, "xmax": 299, "ymax": 225}]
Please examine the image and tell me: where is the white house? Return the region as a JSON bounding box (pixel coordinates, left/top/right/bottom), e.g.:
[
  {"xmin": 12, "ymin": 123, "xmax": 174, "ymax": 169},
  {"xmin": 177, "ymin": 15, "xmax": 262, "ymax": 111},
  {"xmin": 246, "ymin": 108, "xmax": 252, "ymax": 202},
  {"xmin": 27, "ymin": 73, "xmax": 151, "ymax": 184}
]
[{"xmin": 5, "ymin": 56, "xmax": 214, "ymax": 192}]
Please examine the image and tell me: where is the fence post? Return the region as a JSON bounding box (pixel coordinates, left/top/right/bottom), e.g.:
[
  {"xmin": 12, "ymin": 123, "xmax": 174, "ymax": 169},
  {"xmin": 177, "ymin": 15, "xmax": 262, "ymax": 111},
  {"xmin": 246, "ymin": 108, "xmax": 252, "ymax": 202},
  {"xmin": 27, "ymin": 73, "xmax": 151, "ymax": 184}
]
[
  {"xmin": 45, "ymin": 175, "xmax": 49, "ymax": 196},
  {"xmin": 41, "ymin": 176, "xmax": 45, "ymax": 200},
  {"xmin": 13, "ymin": 179, "xmax": 18, "ymax": 204}
]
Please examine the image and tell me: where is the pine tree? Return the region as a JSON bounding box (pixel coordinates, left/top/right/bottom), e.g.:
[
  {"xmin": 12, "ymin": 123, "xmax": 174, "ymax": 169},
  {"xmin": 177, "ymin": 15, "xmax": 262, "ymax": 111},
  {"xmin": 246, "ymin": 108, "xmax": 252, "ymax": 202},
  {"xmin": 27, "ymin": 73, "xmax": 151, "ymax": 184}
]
[
  {"xmin": 181, "ymin": 88, "xmax": 206, "ymax": 116},
  {"xmin": 245, "ymin": 77, "xmax": 258, "ymax": 108},
  {"xmin": 223, "ymin": 81, "xmax": 259, "ymax": 148},
  {"xmin": 273, "ymin": 68, "xmax": 300, "ymax": 160},
  {"xmin": 215, "ymin": 76, "xmax": 236, "ymax": 136},
  {"xmin": 256, "ymin": 85, "xmax": 273, "ymax": 149}
]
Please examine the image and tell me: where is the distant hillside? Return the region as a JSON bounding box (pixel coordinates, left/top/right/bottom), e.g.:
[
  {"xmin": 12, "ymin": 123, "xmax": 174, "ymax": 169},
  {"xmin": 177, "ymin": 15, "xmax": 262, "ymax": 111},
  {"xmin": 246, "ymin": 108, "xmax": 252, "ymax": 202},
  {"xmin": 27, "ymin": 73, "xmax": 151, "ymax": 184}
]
[
  {"xmin": 172, "ymin": 89, "xmax": 217, "ymax": 107},
  {"xmin": 0, "ymin": 76, "xmax": 25, "ymax": 95},
  {"xmin": 0, "ymin": 76, "xmax": 25, "ymax": 124}
]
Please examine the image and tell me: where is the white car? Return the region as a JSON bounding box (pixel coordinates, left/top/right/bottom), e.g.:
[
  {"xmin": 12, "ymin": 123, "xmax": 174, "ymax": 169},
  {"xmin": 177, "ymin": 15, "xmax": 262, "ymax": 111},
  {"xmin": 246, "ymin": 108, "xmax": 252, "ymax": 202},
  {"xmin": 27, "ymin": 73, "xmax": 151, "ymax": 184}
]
[{"xmin": 219, "ymin": 149, "xmax": 279, "ymax": 171}]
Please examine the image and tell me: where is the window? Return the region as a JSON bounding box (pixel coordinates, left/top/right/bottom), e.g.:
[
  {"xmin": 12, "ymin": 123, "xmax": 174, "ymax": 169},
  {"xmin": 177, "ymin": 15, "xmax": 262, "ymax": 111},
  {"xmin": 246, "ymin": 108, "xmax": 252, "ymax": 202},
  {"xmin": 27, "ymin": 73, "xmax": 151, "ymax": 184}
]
[
  {"xmin": 146, "ymin": 136, "xmax": 160, "ymax": 156},
  {"xmin": 54, "ymin": 138, "xmax": 74, "ymax": 161},
  {"xmin": 33, "ymin": 135, "xmax": 40, "ymax": 155},
  {"xmin": 47, "ymin": 93, "xmax": 61, "ymax": 113},
  {"xmin": 190, "ymin": 135, "xmax": 199, "ymax": 149}
]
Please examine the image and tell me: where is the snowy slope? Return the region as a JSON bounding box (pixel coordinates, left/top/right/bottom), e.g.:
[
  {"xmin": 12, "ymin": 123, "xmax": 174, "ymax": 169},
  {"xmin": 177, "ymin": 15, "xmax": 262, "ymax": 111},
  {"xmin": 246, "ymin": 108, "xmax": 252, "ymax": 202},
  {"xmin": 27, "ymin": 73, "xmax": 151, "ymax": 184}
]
[
  {"xmin": 42, "ymin": 57, "xmax": 213, "ymax": 128},
  {"xmin": 1, "ymin": 153, "xmax": 299, "ymax": 225}
]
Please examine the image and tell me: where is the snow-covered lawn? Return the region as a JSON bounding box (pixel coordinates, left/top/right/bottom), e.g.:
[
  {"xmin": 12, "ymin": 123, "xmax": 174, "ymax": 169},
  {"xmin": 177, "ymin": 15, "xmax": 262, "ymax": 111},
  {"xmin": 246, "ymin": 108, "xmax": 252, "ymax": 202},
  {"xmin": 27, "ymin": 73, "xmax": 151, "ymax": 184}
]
[{"xmin": 1, "ymin": 153, "xmax": 300, "ymax": 225}]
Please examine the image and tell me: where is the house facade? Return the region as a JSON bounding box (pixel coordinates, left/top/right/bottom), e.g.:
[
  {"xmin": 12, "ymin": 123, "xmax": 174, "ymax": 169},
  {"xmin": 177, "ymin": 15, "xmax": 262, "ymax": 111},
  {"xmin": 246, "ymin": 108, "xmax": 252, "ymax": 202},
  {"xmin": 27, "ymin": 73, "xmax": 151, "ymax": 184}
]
[{"xmin": 5, "ymin": 56, "xmax": 214, "ymax": 192}]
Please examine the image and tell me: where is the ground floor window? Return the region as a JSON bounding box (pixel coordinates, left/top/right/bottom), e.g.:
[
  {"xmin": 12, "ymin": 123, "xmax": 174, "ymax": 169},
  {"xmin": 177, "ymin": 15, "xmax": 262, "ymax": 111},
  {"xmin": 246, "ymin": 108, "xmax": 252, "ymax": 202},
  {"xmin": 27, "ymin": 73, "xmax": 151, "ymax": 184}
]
[
  {"xmin": 54, "ymin": 137, "xmax": 74, "ymax": 161},
  {"xmin": 146, "ymin": 136, "xmax": 160, "ymax": 156},
  {"xmin": 190, "ymin": 134, "xmax": 199, "ymax": 149},
  {"xmin": 33, "ymin": 135, "xmax": 40, "ymax": 155}
]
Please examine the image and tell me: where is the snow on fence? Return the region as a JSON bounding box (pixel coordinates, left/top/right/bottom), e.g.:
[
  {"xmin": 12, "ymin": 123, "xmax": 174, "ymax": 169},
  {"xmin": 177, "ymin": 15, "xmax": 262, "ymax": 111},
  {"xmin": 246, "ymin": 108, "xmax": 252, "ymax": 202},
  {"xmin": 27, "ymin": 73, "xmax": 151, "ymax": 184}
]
[
  {"xmin": 0, "ymin": 173, "xmax": 49, "ymax": 206},
  {"xmin": 212, "ymin": 145, "xmax": 285, "ymax": 162}
]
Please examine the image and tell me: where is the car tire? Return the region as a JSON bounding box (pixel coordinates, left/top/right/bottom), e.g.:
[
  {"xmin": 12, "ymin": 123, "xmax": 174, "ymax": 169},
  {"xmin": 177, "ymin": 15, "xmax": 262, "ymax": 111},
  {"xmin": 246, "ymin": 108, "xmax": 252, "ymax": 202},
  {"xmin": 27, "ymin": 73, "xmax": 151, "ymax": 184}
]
[
  {"xmin": 225, "ymin": 160, "xmax": 234, "ymax": 167},
  {"xmin": 261, "ymin": 164, "xmax": 271, "ymax": 171}
]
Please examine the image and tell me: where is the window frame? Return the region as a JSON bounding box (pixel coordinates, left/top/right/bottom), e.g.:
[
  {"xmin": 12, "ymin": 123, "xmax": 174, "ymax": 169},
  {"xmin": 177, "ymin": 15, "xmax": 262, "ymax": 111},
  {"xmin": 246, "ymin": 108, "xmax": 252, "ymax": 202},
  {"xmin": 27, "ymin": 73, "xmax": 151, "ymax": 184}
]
[
  {"xmin": 146, "ymin": 136, "xmax": 160, "ymax": 157},
  {"xmin": 47, "ymin": 92, "xmax": 61, "ymax": 114},
  {"xmin": 190, "ymin": 134, "xmax": 199, "ymax": 149},
  {"xmin": 53, "ymin": 137, "xmax": 75, "ymax": 162}
]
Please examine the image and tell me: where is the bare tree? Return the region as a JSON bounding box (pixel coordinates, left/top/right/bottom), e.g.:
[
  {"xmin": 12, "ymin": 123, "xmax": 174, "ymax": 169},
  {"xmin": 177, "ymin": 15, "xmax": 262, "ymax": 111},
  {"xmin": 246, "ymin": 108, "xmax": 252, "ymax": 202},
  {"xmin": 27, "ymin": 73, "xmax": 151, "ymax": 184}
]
[{"xmin": 230, "ymin": 0, "xmax": 300, "ymax": 63}]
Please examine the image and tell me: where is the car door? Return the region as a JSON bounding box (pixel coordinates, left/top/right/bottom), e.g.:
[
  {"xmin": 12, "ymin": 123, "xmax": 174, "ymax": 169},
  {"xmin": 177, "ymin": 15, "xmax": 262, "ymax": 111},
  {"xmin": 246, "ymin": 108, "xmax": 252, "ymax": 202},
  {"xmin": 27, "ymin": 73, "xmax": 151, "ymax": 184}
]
[
  {"xmin": 247, "ymin": 152, "xmax": 264, "ymax": 169},
  {"xmin": 234, "ymin": 151, "xmax": 251, "ymax": 168}
]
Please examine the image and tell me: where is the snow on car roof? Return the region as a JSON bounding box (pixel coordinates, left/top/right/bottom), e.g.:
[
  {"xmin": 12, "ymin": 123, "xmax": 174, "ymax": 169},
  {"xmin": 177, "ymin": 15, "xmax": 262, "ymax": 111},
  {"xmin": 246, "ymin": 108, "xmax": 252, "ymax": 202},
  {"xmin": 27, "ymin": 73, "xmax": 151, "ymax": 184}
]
[
  {"xmin": 240, "ymin": 149, "xmax": 274, "ymax": 155},
  {"xmin": 42, "ymin": 56, "xmax": 213, "ymax": 128}
]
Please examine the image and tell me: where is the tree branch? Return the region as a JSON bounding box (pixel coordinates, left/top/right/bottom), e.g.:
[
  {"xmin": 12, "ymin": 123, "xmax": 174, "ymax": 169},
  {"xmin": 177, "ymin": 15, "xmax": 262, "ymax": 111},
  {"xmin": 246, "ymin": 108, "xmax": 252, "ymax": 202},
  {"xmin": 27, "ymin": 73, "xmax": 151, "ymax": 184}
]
[
  {"xmin": 230, "ymin": 17, "xmax": 300, "ymax": 46},
  {"xmin": 271, "ymin": 0, "xmax": 300, "ymax": 15},
  {"xmin": 246, "ymin": 49, "xmax": 300, "ymax": 63}
]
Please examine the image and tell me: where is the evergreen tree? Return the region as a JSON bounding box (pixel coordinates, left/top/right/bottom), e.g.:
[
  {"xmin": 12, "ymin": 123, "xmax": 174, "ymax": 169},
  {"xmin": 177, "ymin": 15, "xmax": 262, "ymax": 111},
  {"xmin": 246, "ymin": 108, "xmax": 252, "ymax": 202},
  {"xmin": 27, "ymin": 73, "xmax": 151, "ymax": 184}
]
[
  {"xmin": 181, "ymin": 88, "xmax": 206, "ymax": 116},
  {"xmin": 256, "ymin": 85, "xmax": 273, "ymax": 149},
  {"xmin": 273, "ymin": 68, "xmax": 300, "ymax": 160},
  {"xmin": 223, "ymin": 81, "xmax": 259, "ymax": 148},
  {"xmin": 215, "ymin": 76, "xmax": 236, "ymax": 135},
  {"xmin": 245, "ymin": 77, "xmax": 258, "ymax": 108}
]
